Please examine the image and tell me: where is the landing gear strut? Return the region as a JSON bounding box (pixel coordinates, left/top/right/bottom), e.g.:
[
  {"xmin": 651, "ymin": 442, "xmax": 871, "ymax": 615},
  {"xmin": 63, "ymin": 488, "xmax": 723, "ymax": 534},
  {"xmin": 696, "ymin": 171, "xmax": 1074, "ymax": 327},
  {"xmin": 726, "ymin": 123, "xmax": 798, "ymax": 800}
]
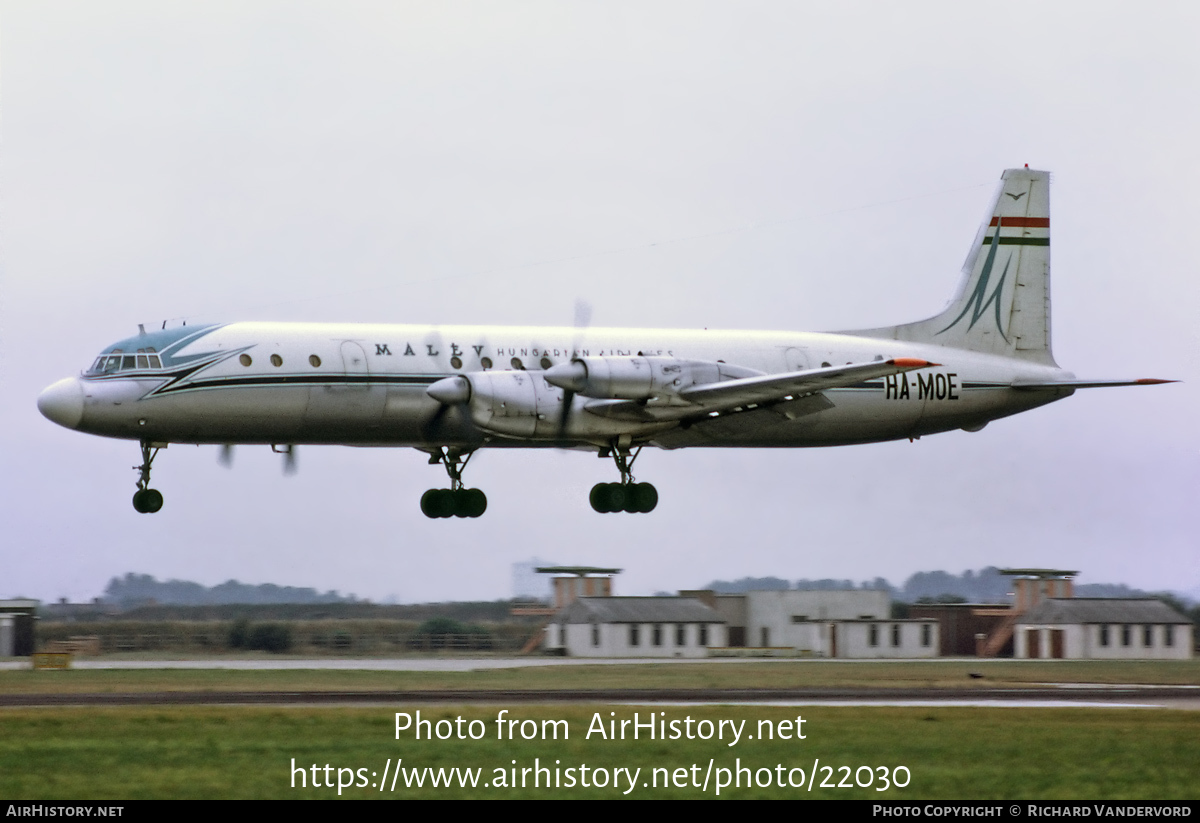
[
  {"xmin": 590, "ymin": 443, "xmax": 658, "ymax": 514},
  {"xmin": 420, "ymin": 447, "xmax": 487, "ymax": 519},
  {"xmin": 131, "ymin": 440, "xmax": 164, "ymax": 514}
]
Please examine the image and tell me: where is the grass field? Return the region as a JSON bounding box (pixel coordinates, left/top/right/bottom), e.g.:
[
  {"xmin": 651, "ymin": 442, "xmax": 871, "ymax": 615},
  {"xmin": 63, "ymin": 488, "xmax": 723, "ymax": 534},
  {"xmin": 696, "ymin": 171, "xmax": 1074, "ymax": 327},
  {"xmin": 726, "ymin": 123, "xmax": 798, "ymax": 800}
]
[
  {"xmin": 1, "ymin": 658, "xmax": 1198, "ymax": 694},
  {"xmin": 0, "ymin": 704, "xmax": 1197, "ymax": 799},
  {"xmin": 2, "ymin": 660, "xmax": 1196, "ymax": 799}
]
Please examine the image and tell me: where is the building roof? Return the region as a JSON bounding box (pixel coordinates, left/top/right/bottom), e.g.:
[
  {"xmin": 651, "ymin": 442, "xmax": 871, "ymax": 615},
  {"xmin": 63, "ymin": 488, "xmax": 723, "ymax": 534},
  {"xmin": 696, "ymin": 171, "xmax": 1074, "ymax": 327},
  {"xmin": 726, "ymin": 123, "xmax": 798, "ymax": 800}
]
[
  {"xmin": 536, "ymin": 566, "xmax": 622, "ymax": 576},
  {"xmin": 556, "ymin": 597, "xmax": 724, "ymax": 625},
  {"xmin": 998, "ymin": 568, "xmax": 1079, "ymax": 578},
  {"xmin": 1018, "ymin": 598, "xmax": 1190, "ymax": 625}
]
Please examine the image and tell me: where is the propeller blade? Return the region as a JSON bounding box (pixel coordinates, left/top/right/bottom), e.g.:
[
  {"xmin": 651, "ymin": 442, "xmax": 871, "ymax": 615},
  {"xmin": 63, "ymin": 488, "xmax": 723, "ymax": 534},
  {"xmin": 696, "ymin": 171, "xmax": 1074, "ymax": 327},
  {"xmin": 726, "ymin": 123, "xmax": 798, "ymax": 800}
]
[
  {"xmin": 421, "ymin": 402, "xmax": 451, "ymax": 440},
  {"xmin": 557, "ymin": 299, "xmax": 592, "ymax": 440},
  {"xmin": 556, "ymin": 388, "xmax": 575, "ymax": 439}
]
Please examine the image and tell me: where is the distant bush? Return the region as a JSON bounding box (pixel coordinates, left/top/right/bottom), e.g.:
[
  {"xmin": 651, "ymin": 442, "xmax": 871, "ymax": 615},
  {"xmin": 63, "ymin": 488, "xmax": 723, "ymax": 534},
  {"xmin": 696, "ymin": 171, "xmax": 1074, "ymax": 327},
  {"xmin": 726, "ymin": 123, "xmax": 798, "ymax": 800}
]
[
  {"xmin": 228, "ymin": 620, "xmax": 292, "ymax": 653},
  {"xmin": 414, "ymin": 617, "xmax": 491, "ymax": 650},
  {"xmin": 248, "ymin": 623, "xmax": 293, "ymax": 653},
  {"xmin": 228, "ymin": 619, "xmax": 250, "ymax": 649},
  {"xmin": 417, "ymin": 617, "xmax": 470, "ymax": 637}
]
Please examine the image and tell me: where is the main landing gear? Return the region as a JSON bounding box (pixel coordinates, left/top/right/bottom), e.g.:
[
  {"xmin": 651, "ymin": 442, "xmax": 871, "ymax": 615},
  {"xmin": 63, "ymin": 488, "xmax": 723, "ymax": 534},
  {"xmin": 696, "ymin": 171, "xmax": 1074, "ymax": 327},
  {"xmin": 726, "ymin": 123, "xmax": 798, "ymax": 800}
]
[
  {"xmin": 131, "ymin": 440, "xmax": 164, "ymax": 514},
  {"xmin": 590, "ymin": 444, "xmax": 658, "ymax": 514},
  {"xmin": 420, "ymin": 447, "xmax": 487, "ymax": 519}
]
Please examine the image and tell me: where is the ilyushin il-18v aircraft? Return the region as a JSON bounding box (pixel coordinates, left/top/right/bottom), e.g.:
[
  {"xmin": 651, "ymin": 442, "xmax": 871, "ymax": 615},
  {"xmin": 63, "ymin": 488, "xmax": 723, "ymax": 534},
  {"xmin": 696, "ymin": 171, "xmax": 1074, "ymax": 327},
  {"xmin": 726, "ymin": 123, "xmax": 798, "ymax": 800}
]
[{"xmin": 39, "ymin": 167, "xmax": 1172, "ymax": 518}]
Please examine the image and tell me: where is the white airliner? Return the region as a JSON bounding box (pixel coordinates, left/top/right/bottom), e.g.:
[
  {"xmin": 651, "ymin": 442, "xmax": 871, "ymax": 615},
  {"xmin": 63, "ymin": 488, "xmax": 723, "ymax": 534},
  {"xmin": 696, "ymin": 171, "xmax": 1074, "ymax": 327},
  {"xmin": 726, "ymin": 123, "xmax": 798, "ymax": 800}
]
[{"xmin": 38, "ymin": 168, "xmax": 1171, "ymax": 518}]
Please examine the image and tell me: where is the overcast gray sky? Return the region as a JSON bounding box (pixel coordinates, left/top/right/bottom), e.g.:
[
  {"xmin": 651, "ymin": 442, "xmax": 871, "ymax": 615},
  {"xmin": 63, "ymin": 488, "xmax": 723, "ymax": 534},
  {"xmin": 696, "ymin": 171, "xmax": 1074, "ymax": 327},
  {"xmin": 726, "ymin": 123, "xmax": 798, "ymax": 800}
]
[{"xmin": 2, "ymin": 1, "xmax": 1196, "ymax": 604}]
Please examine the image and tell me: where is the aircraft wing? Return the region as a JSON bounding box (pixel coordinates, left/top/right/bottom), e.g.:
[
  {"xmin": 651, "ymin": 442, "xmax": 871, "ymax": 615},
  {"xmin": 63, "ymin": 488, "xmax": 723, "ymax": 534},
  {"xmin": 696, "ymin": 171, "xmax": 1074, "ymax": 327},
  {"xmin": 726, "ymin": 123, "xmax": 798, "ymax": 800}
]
[
  {"xmin": 1011, "ymin": 378, "xmax": 1177, "ymax": 390},
  {"xmin": 584, "ymin": 358, "xmax": 936, "ymax": 422}
]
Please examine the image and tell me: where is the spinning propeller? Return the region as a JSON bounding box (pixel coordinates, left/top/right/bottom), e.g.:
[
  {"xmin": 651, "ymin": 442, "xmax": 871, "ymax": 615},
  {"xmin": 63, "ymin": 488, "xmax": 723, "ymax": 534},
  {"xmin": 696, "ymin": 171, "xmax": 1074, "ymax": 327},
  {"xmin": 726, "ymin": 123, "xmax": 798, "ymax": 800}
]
[
  {"xmin": 554, "ymin": 299, "xmax": 592, "ymax": 440},
  {"xmin": 219, "ymin": 443, "xmax": 295, "ymax": 474}
]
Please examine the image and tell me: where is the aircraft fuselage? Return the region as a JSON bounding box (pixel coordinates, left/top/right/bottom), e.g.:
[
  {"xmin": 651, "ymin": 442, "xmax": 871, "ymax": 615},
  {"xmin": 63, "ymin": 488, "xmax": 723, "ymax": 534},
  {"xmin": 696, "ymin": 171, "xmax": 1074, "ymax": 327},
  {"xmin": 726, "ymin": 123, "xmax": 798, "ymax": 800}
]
[{"xmin": 41, "ymin": 320, "xmax": 1072, "ymax": 450}]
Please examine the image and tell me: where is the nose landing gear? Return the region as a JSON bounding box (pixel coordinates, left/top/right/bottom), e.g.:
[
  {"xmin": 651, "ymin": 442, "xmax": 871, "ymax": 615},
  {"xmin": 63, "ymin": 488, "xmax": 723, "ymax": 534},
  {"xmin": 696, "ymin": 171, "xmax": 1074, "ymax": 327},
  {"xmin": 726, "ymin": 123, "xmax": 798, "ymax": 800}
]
[
  {"xmin": 131, "ymin": 440, "xmax": 165, "ymax": 514},
  {"xmin": 590, "ymin": 443, "xmax": 658, "ymax": 514},
  {"xmin": 420, "ymin": 447, "xmax": 487, "ymax": 519}
]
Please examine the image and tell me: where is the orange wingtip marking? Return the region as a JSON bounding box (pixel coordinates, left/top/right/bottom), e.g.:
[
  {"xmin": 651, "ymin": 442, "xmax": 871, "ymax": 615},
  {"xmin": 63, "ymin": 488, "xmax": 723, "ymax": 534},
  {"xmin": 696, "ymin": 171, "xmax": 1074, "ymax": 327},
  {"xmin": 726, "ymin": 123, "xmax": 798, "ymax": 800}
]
[
  {"xmin": 890, "ymin": 358, "xmax": 938, "ymax": 368},
  {"xmin": 1136, "ymin": 378, "xmax": 1177, "ymax": 384}
]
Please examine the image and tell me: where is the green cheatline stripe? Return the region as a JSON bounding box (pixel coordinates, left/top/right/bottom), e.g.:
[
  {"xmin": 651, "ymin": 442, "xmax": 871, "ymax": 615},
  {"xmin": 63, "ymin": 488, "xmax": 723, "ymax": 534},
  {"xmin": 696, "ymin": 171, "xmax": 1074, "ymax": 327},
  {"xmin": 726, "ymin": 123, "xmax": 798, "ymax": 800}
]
[{"xmin": 982, "ymin": 237, "xmax": 1049, "ymax": 246}]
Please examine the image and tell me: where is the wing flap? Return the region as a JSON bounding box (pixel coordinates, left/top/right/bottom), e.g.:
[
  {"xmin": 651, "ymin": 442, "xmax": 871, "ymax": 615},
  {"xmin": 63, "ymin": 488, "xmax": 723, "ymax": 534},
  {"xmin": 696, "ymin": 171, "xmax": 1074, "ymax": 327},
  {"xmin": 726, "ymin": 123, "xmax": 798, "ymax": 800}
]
[
  {"xmin": 583, "ymin": 358, "xmax": 937, "ymax": 422},
  {"xmin": 678, "ymin": 357, "xmax": 938, "ymax": 405}
]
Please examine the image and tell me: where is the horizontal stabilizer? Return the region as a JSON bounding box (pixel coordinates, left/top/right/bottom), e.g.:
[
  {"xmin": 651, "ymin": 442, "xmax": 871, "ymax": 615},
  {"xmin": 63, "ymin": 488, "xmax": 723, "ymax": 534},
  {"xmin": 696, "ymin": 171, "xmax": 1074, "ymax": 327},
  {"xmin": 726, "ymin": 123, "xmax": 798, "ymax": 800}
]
[{"xmin": 1011, "ymin": 378, "xmax": 1178, "ymax": 390}]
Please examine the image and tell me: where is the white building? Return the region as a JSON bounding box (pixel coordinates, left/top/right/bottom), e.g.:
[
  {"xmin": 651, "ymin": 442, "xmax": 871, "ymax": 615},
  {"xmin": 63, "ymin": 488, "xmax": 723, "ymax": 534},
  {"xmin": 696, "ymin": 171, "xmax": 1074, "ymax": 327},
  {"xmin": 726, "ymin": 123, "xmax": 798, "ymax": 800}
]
[
  {"xmin": 743, "ymin": 589, "xmax": 889, "ymax": 648},
  {"xmin": 828, "ymin": 619, "xmax": 939, "ymax": 658},
  {"xmin": 1015, "ymin": 598, "xmax": 1193, "ymax": 660},
  {"xmin": 545, "ymin": 597, "xmax": 725, "ymax": 658},
  {"xmin": 710, "ymin": 589, "xmax": 939, "ymax": 658}
]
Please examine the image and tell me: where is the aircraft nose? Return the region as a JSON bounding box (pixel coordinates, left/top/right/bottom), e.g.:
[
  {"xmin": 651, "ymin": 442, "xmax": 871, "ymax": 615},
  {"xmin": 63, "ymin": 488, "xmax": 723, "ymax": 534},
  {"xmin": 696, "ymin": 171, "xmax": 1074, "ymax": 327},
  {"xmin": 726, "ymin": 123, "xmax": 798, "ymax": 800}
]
[{"xmin": 38, "ymin": 377, "xmax": 85, "ymax": 429}]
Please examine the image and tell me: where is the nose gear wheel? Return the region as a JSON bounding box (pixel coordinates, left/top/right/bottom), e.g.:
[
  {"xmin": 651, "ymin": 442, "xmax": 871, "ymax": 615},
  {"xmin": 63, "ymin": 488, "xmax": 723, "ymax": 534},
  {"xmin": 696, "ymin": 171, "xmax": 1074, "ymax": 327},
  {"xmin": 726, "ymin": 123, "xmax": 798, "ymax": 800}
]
[{"xmin": 131, "ymin": 440, "xmax": 165, "ymax": 514}]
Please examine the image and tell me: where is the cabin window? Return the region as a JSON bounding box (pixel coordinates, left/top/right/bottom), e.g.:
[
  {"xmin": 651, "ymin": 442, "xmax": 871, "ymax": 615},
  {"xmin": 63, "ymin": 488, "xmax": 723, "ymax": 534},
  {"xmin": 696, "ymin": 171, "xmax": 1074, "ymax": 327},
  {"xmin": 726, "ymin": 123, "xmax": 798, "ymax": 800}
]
[
  {"xmin": 309, "ymin": 355, "xmax": 321, "ymax": 368},
  {"xmin": 481, "ymin": 357, "xmax": 493, "ymax": 370},
  {"xmin": 270, "ymin": 354, "xmax": 283, "ymax": 367},
  {"xmin": 450, "ymin": 356, "xmax": 463, "ymax": 369},
  {"xmin": 511, "ymin": 357, "xmax": 524, "ymax": 370},
  {"xmin": 239, "ymin": 354, "xmax": 252, "ymax": 367},
  {"xmin": 540, "ymin": 357, "xmax": 552, "ymax": 369}
]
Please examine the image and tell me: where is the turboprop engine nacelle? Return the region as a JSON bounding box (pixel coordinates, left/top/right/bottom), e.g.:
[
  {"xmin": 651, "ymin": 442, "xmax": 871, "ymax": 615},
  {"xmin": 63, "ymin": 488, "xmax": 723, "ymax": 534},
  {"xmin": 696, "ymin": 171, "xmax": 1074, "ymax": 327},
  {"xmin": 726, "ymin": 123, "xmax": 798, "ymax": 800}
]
[
  {"xmin": 426, "ymin": 370, "xmax": 671, "ymax": 440},
  {"xmin": 542, "ymin": 356, "xmax": 759, "ymax": 400}
]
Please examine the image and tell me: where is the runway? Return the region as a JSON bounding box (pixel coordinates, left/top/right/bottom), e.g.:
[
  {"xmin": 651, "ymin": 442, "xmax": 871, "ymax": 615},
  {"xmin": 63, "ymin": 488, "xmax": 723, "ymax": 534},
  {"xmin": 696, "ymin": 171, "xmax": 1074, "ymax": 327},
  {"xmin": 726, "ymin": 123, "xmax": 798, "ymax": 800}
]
[
  {"xmin": 2, "ymin": 686, "xmax": 1197, "ymax": 709},
  {"xmin": 3, "ymin": 657, "xmax": 1195, "ymax": 709}
]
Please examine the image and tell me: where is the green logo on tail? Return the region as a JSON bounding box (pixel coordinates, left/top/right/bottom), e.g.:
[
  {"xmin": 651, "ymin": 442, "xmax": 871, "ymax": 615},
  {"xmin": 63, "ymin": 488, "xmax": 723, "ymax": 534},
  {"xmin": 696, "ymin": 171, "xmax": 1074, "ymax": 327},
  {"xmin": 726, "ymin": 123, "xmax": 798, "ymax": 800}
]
[{"xmin": 937, "ymin": 220, "xmax": 1011, "ymax": 342}]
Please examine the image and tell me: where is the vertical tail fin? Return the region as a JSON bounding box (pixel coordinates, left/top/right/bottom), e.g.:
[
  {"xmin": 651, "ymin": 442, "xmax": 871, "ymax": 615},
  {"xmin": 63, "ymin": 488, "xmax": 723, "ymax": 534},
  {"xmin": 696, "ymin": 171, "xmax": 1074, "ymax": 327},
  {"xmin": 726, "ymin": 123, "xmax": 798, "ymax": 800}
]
[{"xmin": 856, "ymin": 168, "xmax": 1056, "ymax": 366}]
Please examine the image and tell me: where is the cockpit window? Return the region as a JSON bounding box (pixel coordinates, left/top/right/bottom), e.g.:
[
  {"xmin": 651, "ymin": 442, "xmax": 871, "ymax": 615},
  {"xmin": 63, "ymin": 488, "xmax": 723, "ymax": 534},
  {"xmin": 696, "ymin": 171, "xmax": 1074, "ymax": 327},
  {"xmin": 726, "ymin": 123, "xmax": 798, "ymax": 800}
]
[{"xmin": 87, "ymin": 346, "xmax": 163, "ymax": 375}]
